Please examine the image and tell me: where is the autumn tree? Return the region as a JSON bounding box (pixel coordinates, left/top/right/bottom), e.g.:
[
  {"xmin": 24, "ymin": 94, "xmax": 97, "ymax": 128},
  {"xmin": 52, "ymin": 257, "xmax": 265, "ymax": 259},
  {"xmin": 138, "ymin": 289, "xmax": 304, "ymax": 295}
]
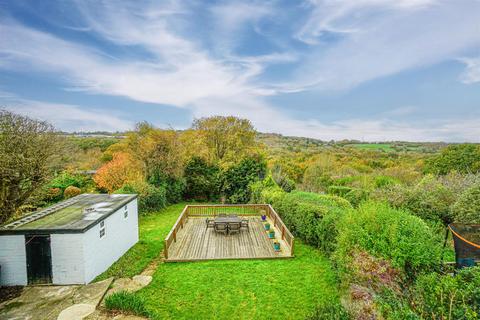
[
  {"xmin": 124, "ymin": 122, "xmax": 184, "ymax": 182},
  {"xmin": 192, "ymin": 116, "xmax": 260, "ymax": 165},
  {"xmin": 93, "ymin": 152, "xmax": 143, "ymax": 193},
  {"xmin": 0, "ymin": 110, "xmax": 61, "ymax": 223}
]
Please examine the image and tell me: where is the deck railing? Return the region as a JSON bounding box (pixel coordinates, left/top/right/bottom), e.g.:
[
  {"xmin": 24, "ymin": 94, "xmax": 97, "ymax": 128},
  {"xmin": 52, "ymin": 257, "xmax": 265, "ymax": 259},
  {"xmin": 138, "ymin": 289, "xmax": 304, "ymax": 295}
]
[
  {"xmin": 266, "ymin": 204, "xmax": 295, "ymax": 255},
  {"xmin": 164, "ymin": 205, "xmax": 188, "ymax": 259},
  {"xmin": 164, "ymin": 204, "xmax": 295, "ymax": 259}
]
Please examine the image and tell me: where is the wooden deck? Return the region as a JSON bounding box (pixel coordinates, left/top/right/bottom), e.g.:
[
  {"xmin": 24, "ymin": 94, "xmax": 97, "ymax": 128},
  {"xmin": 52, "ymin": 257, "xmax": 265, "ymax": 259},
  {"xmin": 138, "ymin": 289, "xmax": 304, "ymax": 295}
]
[{"xmin": 165, "ymin": 208, "xmax": 293, "ymax": 262}]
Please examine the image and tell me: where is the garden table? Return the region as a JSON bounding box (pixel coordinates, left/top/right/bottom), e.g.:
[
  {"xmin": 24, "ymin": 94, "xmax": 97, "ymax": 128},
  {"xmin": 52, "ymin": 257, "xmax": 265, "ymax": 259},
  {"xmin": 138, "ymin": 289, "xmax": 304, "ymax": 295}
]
[
  {"xmin": 214, "ymin": 215, "xmax": 242, "ymax": 224},
  {"xmin": 214, "ymin": 215, "xmax": 242, "ymax": 235}
]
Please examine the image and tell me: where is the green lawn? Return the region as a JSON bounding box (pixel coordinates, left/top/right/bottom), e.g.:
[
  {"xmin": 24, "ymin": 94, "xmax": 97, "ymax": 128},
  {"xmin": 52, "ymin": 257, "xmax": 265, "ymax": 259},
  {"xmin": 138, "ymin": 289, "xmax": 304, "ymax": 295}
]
[{"xmin": 100, "ymin": 203, "xmax": 341, "ymax": 319}]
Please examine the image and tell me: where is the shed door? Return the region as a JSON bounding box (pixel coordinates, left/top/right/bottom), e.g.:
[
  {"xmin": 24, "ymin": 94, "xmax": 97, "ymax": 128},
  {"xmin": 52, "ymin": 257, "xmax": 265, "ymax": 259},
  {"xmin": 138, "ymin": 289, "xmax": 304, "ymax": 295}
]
[{"xmin": 25, "ymin": 235, "xmax": 52, "ymax": 284}]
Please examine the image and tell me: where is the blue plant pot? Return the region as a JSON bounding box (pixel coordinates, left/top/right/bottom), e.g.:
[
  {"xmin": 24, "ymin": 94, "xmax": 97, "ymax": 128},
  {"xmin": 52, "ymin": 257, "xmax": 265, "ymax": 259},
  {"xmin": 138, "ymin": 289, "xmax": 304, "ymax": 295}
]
[
  {"xmin": 268, "ymin": 232, "xmax": 275, "ymax": 239},
  {"xmin": 261, "ymin": 215, "xmax": 267, "ymax": 221},
  {"xmin": 273, "ymin": 243, "xmax": 280, "ymax": 251},
  {"xmin": 264, "ymin": 224, "xmax": 270, "ymax": 231}
]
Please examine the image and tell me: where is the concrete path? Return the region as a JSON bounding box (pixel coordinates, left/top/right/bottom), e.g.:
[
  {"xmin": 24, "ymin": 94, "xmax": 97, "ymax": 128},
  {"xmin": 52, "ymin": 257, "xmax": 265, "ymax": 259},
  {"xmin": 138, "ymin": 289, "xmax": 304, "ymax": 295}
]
[{"xmin": 0, "ymin": 278, "xmax": 113, "ymax": 320}]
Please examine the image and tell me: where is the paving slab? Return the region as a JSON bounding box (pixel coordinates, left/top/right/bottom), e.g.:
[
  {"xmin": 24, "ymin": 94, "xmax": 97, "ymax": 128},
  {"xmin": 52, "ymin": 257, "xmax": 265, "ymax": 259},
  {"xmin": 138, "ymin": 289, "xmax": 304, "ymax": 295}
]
[
  {"xmin": 0, "ymin": 278, "xmax": 113, "ymax": 320},
  {"xmin": 57, "ymin": 304, "xmax": 96, "ymax": 320}
]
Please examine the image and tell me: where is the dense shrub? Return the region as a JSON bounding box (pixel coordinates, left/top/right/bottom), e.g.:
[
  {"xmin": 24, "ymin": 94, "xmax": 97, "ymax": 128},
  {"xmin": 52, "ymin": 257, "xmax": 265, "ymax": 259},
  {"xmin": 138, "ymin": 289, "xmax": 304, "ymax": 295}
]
[
  {"xmin": 164, "ymin": 178, "xmax": 186, "ymax": 204},
  {"xmin": 49, "ymin": 172, "xmax": 88, "ymax": 190},
  {"xmin": 411, "ymin": 267, "xmax": 480, "ymax": 319},
  {"xmin": 45, "ymin": 187, "xmax": 63, "ymax": 202},
  {"xmin": 343, "ymin": 188, "xmax": 368, "ymax": 207},
  {"xmin": 271, "ymin": 163, "xmax": 296, "ymax": 192},
  {"xmin": 222, "ymin": 156, "xmax": 267, "ymax": 203},
  {"xmin": 115, "ymin": 181, "xmax": 166, "ymax": 213},
  {"xmin": 105, "ymin": 291, "xmax": 148, "ymax": 316},
  {"xmin": 273, "ymin": 191, "xmax": 352, "ymax": 254},
  {"xmin": 184, "ymin": 157, "xmax": 220, "ymax": 201},
  {"xmin": 373, "ymin": 175, "xmax": 456, "ymax": 225},
  {"xmin": 335, "ymin": 201, "xmax": 443, "ymax": 276},
  {"xmin": 63, "ymin": 186, "xmax": 81, "ymax": 198},
  {"xmin": 328, "ymin": 185, "xmax": 352, "ymax": 197},
  {"xmin": 374, "ymin": 175, "xmax": 399, "ymax": 188},
  {"xmin": 425, "ymin": 144, "xmax": 480, "ymax": 175},
  {"xmin": 452, "ymin": 184, "xmax": 480, "ymax": 223}
]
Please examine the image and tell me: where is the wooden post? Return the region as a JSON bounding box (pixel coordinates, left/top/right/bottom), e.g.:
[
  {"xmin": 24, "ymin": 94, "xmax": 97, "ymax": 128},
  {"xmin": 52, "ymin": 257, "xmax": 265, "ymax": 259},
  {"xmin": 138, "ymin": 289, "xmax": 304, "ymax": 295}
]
[
  {"xmin": 173, "ymin": 229, "xmax": 176, "ymax": 242},
  {"xmin": 164, "ymin": 240, "xmax": 169, "ymax": 259},
  {"xmin": 282, "ymin": 226, "xmax": 285, "ymax": 240}
]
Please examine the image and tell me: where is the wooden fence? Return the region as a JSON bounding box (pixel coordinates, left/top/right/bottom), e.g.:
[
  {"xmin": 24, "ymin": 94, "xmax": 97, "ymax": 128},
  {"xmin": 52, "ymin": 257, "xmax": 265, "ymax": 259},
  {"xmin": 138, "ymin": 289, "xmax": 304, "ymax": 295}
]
[{"xmin": 164, "ymin": 204, "xmax": 294, "ymax": 259}]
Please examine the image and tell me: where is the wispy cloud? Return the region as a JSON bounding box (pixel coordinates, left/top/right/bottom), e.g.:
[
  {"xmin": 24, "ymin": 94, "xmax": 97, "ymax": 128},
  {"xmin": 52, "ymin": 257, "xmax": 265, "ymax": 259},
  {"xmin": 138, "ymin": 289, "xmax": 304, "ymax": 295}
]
[
  {"xmin": 459, "ymin": 57, "xmax": 480, "ymax": 84},
  {"xmin": 293, "ymin": 0, "xmax": 480, "ymax": 90},
  {"xmin": 3, "ymin": 96, "xmax": 132, "ymax": 132},
  {"xmin": 0, "ymin": 0, "xmax": 479, "ymax": 141}
]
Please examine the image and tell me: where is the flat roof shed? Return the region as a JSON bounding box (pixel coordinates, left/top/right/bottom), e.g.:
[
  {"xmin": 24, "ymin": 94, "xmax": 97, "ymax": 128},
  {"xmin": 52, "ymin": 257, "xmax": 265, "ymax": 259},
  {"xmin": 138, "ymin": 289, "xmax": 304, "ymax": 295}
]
[{"xmin": 0, "ymin": 194, "xmax": 139, "ymax": 286}]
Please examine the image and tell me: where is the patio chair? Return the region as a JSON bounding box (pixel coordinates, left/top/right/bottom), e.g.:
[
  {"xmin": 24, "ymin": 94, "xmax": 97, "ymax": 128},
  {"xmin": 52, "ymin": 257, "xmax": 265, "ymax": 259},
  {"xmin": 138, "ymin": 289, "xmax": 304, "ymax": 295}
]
[
  {"xmin": 240, "ymin": 219, "xmax": 249, "ymax": 231},
  {"xmin": 228, "ymin": 222, "xmax": 241, "ymax": 235},
  {"xmin": 206, "ymin": 218, "xmax": 215, "ymax": 230},
  {"xmin": 214, "ymin": 222, "xmax": 228, "ymax": 235}
]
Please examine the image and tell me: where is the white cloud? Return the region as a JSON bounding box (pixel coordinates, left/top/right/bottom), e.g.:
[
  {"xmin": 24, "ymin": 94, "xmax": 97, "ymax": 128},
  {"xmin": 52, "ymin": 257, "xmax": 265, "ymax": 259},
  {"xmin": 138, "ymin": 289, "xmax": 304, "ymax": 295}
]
[
  {"xmin": 296, "ymin": 0, "xmax": 438, "ymax": 45},
  {"xmin": 0, "ymin": 1, "xmax": 479, "ymax": 141},
  {"xmin": 294, "ymin": 0, "xmax": 480, "ymax": 90},
  {"xmin": 459, "ymin": 57, "xmax": 480, "ymax": 84},
  {"xmin": 3, "ymin": 98, "xmax": 133, "ymax": 132}
]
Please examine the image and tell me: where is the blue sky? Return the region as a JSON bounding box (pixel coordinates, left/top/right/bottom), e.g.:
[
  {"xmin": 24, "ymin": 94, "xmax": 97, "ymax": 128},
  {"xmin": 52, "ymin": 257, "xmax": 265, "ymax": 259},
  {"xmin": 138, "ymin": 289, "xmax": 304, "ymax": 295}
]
[{"xmin": 0, "ymin": 0, "xmax": 479, "ymax": 141}]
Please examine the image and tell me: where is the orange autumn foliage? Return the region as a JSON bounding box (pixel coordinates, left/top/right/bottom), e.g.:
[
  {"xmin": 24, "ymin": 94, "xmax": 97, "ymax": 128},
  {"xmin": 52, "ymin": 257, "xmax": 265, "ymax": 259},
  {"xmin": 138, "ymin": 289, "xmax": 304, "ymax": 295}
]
[{"xmin": 93, "ymin": 152, "xmax": 143, "ymax": 193}]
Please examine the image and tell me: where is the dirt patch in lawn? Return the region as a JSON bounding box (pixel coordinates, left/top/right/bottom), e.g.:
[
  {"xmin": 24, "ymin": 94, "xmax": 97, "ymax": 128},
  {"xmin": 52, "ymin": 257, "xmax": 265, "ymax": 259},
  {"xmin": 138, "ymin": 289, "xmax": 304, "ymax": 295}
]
[{"xmin": 0, "ymin": 286, "xmax": 23, "ymax": 304}]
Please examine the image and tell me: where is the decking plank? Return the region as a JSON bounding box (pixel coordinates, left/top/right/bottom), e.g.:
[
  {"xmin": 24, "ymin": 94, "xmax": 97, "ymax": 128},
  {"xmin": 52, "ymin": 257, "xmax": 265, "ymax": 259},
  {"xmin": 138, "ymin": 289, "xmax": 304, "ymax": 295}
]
[{"xmin": 166, "ymin": 217, "xmax": 291, "ymax": 262}]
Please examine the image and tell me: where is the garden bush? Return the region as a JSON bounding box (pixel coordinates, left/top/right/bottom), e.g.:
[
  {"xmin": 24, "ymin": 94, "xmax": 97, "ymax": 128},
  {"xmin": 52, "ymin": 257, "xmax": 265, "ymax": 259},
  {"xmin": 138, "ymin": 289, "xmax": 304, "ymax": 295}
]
[
  {"xmin": 221, "ymin": 156, "xmax": 267, "ymax": 203},
  {"xmin": 452, "ymin": 183, "xmax": 480, "ymax": 223},
  {"xmin": 63, "ymin": 186, "xmax": 81, "ymax": 198},
  {"xmin": 272, "ymin": 191, "xmax": 352, "ymax": 254},
  {"xmin": 373, "ymin": 175, "xmax": 456, "ymax": 225},
  {"xmin": 250, "ymin": 175, "xmax": 286, "ymax": 205},
  {"xmin": 335, "ymin": 201, "xmax": 443, "ymax": 277},
  {"xmin": 184, "ymin": 157, "xmax": 220, "ymax": 201},
  {"xmin": 343, "ymin": 188, "xmax": 368, "ymax": 207},
  {"xmin": 45, "ymin": 187, "xmax": 63, "ymax": 202},
  {"xmin": 48, "ymin": 171, "xmax": 88, "ymax": 190},
  {"xmin": 411, "ymin": 267, "xmax": 480, "ymax": 319},
  {"xmin": 164, "ymin": 177, "xmax": 186, "ymax": 204},
  {"xmin": 115, "ymin": 181, "xmax": 167, "ymax": 213}
]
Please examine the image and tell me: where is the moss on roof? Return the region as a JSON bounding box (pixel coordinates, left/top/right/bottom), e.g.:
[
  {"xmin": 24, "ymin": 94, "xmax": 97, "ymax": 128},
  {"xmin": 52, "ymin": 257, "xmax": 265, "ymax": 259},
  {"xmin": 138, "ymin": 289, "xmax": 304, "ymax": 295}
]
[{"xmin": 0, "ymin": 193, "xmax": 137, "ymax": 234}]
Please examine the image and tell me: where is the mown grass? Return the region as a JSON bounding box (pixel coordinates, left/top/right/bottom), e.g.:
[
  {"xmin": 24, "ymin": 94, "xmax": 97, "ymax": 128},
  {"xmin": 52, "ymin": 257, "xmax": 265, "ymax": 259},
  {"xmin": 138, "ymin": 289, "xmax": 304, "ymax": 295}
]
[
  {"xmin": 139, "ymin": 242, "xmax": 339, "ymax": 320},
  {"xmin": 95, "ymin": 203, "xmax": 186, "ymax": 281},
  {"xmin": 100, "ymin": 203, "xmax": 341, "ymax": 319}
]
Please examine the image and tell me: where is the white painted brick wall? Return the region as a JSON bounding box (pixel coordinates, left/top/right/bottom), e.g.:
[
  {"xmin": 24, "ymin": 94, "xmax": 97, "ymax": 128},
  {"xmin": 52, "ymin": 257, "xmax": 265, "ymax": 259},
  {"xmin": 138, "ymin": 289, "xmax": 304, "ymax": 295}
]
[
  {"xmin": 0, "ymin": 235, "xmax": 27, "ymax": 286},
  {"xmin": 0, "ymin": 197, "xmax": 138, "ymax": 286},
  {"xmin": 83, "ymin": 198, "xmax": 139, "ymax": 283},
  {"xmin": 50, "ymin": 233, "xmax": 85, "ymax": 284}
]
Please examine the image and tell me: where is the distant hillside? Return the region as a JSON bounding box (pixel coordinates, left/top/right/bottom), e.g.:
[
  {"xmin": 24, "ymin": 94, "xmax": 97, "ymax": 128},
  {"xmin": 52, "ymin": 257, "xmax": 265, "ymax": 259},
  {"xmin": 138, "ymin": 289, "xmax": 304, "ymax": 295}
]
[
  {"xmin": 63, "ymin": 131, "xmax": 459, "ymax": 155},
  {"xmin": 256, "ymin": 132, "xmax": 450, "ymax": 154}
]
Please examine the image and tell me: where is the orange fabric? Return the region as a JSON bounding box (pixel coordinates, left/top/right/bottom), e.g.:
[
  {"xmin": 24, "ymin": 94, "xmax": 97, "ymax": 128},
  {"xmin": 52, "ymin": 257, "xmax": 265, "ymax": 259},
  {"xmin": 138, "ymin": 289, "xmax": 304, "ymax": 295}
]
[{"xmin": 449, "ymin": 225, "xmax": 480, "ymax": 249}]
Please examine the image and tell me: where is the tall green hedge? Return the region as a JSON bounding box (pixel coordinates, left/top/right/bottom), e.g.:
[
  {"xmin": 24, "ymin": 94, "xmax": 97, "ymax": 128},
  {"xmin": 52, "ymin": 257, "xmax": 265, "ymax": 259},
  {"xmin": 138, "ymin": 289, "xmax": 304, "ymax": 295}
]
[{"xmin": 335, "ymin": 201, "xmax": 443, "ymax": 276}]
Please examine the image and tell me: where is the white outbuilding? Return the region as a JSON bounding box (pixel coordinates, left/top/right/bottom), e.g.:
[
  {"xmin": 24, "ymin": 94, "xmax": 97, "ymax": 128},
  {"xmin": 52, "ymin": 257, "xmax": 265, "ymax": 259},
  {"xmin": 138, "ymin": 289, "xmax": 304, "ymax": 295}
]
[{"xmin": 0, "ymin": 193, "xmax": 138, "ymax": 286}]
